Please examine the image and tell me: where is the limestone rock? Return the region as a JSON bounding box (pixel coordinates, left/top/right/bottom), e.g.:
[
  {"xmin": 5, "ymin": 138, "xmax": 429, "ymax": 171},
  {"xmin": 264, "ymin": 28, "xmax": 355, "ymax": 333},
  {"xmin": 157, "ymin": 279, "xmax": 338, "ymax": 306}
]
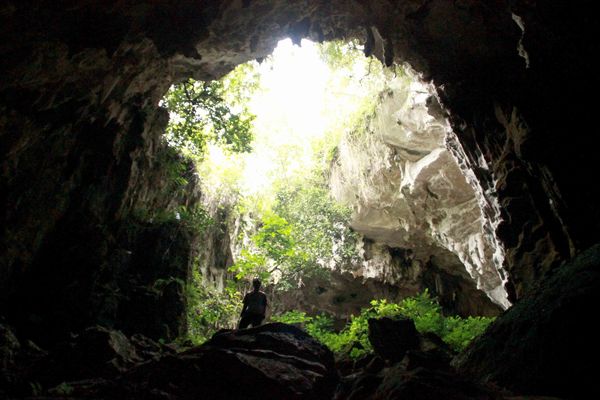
[
  {"xmin": 330, "ymin": 76, "xmax": 510, "ymax": 309},
  {"xmin": 272, "ymin": 238, "xmax": 502, "ymax": 327},
  {"xmin": 454, "ymin": 244, "xmax": 600, "ymax": 398}
]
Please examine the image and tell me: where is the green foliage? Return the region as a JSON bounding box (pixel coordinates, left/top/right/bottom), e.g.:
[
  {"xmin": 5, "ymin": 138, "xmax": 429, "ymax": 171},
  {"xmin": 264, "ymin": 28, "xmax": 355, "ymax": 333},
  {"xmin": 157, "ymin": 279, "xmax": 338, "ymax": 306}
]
[
  {"xmin": 274, "ymin": 185, "xmax": 360, "ymax": 270},
  {"xmin": 176, "ymin": 205, "xmax": 214, "ymax": 232},
  {"xmin": 229, "ymin": 249, "xmax": 270, "ymax": 282},
  {"xmin": 151, "ymin": 276, "xmax": 185, "ymax": 295},
  {"xmin": 271, "ymin": 291, "xmax": 495, "ymax": 359},
  {"xmin": 186, "ymin": 268, "xmax": 243, "ymax": 344},
  {"xmin": 163, "ymin": 76, "xmax": 255, "ymax": 158},
  {"xmin": 252, "ymin": 213, "xmax": 295, "ymax": 263},
  {"xmin": 130, "ymin": 204, "xmax": 213, "ymax": 235},
  {"xmin": 442, "ymin": 316, "xmax": 495, "ymax": 351},
  {"xmin": 318, "ymin": 39, "xmax": 366, "ymax": 72},
  {"xmin": 271, "ymin": 310, "xmax": 312, "ymax": 325},
  {"xmin": 229, "ymin": 183, "xmax": 359, "ymax": 290},
  {"xmin": 394, "ymin": 291, "xmax": 446, "ymax": 334}
]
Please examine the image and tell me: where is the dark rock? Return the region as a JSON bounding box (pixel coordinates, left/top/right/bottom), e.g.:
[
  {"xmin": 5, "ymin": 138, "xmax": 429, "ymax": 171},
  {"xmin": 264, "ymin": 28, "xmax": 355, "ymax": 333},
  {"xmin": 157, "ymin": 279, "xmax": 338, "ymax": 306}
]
[
  {"xmin": 334, "ymin": 364, "xmax": 502, "ymax": 400},
  {"xmin": 60, "ymin": 326, "xmax": 141, "ymax": 378},
  {"xmin": 400, "ymin": 349, "xmax": 452, "ymax": 372},
  {"xmin": 335, "ymin": 353, "xmax": 355, "ymax": 377},
  {"xmin": 368, "ymin": 317, "xmax": 419, "ymax": 362},
  {"xmin": 0, "ymin": 321, "xmax": 20, "ymax": 371},
  {"xmin": 454, "ymin": 244, "xmax": 600, "ymax": 398},
  {"xmin": 352, "ymin": 353, "xmax": 376, "ymax": 371},
  {"xmin": 364, "ymin": 355, "xmax": 385, "ymax": 374},
  {"xmin": 419, "ymin": 331, "xmax": 453, "ymax": 355},
  {"xmin": 373, "ymin": 366, "xmax": 501, "ymax": 400},
  {"xmin": 61, "ymin": 323, "xmax": 339, "ymax": 400},
  {"xmin": 0, "ymin": 320, "xmax": 48, "ymax": 397},
  {"xmin": 130, "ymin": 333, "xmax": 174, "ymax": 361},
  {"xmin": 335, "ymin": 372, "xmax": 383, "ymax": 400},
  {"xmin": 410, "ymin": 331, "xmax": 456, "ymax": 370},
  {"xmin": 24, "ymin": 326, "xmax": 142, "ymax": 392}
]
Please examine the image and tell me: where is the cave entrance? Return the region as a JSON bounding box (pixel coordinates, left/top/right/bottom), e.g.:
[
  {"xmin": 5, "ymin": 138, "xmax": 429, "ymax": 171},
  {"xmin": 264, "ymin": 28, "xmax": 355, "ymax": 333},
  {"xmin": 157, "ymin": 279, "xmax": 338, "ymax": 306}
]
[{"xmin": 160, "ymin": 38, "xmax": 508, "ymax": 345}]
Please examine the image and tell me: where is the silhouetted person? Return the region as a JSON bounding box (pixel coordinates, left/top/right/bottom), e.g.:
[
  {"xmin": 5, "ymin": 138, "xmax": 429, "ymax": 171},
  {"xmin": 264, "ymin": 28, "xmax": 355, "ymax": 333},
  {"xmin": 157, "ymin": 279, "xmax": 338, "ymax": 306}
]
[{"xmin": 238, "ymin": 278, "xmax": 267, "ymax": 329}]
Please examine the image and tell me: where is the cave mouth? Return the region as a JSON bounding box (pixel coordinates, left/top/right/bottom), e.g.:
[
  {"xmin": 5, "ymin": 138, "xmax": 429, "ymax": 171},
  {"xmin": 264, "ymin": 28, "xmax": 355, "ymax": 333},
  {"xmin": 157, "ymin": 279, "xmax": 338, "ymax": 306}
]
[
  {"xmin": 159, "ymin": 37, "xmax": 509, "ymax": 346},
  {"xmin": 3, "ymin": 1, "xmax": 596, "ymax": 397}
]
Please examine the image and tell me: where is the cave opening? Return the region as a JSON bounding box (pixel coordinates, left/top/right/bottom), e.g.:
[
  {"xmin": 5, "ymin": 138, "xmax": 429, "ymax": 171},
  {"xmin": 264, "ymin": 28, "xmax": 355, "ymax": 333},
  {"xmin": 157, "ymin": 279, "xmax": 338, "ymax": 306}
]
[
  {"xmin": 2, "ymin": 1, "xmax": 598, "ymax": 398},
  {"xmin": 159, "ymin": 37, "xmax": 507, "ymax": 350}
]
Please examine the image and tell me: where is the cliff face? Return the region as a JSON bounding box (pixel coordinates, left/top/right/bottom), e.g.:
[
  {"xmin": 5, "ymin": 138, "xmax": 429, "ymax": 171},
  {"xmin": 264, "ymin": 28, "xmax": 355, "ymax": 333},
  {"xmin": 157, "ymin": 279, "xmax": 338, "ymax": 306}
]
[
  {"xmin": 331, "ymin": 76, "xmax": 509, "ymax": 310},
  {"xmin": 270, "ymin": 75, "xmax": 504, "ymax": 320}
]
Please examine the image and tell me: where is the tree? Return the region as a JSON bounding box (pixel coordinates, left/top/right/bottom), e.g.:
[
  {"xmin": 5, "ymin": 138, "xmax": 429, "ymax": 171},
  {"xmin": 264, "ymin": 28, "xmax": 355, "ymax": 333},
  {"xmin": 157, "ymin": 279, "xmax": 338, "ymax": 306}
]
[
  {"xmin": 229, "ymin": 182, "xmax": 360, "ymax": 290},
  {"xmin": 163, "ymin": 78, "xmax": 255, "ymax": 158}
]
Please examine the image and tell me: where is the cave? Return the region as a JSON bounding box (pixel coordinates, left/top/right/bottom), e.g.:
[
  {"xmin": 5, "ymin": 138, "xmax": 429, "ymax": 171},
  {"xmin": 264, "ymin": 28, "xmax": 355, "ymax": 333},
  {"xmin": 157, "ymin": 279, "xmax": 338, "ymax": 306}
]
[{"xmin": 1, "ymin": 1, "xmax": 598, "ymax": 399}]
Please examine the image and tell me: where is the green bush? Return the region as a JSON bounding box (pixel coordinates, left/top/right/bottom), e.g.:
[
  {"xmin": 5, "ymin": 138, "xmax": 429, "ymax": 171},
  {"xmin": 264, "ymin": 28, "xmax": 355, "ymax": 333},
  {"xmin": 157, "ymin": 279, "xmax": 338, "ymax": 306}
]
[
  {"xmin": 270, "ymin": 310, "xmax": 312, "ymax": 325},
  {"xmin": 186, "ymin": 269, "xmax": 243, "ymax": 344},
  {"xmin": 271, "ymin": 291, "xmax": 495, "ymax": 359},
  {"xmin": 442, "ymin": 316, "xmax": 494, "ymax": 351}
]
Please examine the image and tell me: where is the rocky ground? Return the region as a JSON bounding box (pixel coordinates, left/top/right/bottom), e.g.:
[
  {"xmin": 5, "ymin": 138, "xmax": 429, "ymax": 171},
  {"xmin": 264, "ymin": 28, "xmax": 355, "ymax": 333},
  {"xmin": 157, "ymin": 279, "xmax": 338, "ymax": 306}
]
[
  {"xmin": 5, "ymin": 244, "xmax": 600, "ymax": 399},
  {"xmin": 0, "ymin": 320, "xmax": 560, "ymax": 400}
]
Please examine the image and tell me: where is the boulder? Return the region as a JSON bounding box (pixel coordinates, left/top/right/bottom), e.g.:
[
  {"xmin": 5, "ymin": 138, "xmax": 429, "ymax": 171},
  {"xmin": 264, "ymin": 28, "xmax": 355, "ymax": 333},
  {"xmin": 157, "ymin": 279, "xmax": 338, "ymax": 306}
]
[
  {"xmin": 334, "ymin": 362, "xmax": 501, "ymax": 400},
  {"xmin": 61, "ymin": 323, "xmax": 338, "ymax": 400},
  {"xmin": 368, "ymin": 317, "xmax": 420, "ymax": 362},
  {"xmin": 53, "ymin": 326, "xmax": 141, "ymax": 380},
  {"xmin": 372, "ymin": 366, "xmax": 501, "ymax": 400},
  {"xmin": 454, "ymin": 244, "xmax": 600, "ymax": 398}
]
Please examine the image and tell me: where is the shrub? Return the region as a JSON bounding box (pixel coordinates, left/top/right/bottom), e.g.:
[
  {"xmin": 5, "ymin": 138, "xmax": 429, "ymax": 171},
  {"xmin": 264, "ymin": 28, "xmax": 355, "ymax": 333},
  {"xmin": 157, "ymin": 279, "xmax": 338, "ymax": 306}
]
[
  {"xmin": 186, "ymin": 269, "xmax": 243, "ymax": 344},
  {"xmin": 271, "ymin": 291, "xmax": 495, "ymax": 358}
]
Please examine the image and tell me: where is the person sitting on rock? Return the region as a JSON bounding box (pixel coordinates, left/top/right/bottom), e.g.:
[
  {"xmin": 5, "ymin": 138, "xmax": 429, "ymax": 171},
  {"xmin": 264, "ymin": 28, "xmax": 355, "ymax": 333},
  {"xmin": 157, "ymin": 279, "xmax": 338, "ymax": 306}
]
[{"xmin": 238, "ymin": 278, "xmax": 268, "ymax": 329}]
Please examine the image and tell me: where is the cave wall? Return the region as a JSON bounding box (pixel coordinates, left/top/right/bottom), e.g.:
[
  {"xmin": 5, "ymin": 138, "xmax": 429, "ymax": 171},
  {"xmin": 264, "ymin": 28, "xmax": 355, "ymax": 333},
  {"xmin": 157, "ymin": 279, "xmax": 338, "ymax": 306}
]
[
  {"xmin": 272, "ymin": 239, "xmax": 500, "ymax": 325},
  {"xmin": 196, "ymin": 203, "xmax": 235, "ymax": 290},
  {"xmin": 0, "ymin": 1, "xmax": 207, "ymax": 342},
  {"xmin": 330, "ymin": 74, "xmax": 509, "ymax": 308},
  {"xmin": 1, "ymin": 0, "xmax": 596, "ymax": 341}
]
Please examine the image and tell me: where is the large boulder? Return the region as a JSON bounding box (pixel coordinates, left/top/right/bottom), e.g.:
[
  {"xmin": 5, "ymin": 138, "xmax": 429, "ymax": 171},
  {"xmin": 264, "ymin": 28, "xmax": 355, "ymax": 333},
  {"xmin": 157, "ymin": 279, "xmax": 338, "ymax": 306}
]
[
  {"xmin": 62, "ymin": 323, "xmax": 338, "ymax": 400},
  {"xmin": 0, "ymin": 324, "xmax": 177, "ymax": 397},
  {"xmin": 369, "ymin": 366, "xmax": 500, "ymax": 400},
  {"xmin": 49, "ymin": 326, "xmax": 142, "ymax": 380},
  {"xmin": 368, "ymin": 317, "xmax": 420, "ymax": 362},
  {"xmin": 454, "ymin": 244, "xmax": 600, "ymax": 398}
]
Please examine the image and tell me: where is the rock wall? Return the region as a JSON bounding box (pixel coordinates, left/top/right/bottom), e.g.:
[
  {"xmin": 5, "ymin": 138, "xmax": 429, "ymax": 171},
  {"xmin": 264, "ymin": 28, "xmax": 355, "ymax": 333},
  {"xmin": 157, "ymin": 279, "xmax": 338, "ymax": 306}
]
[
  {"xmin": 454, "ymin": 244, "xmax": 600, "ymax": 398},
  {"xmin": 1, "ymin": 0, "xmax": 596, "ymax": 344},
  {"xmin": 272, "ymin": 238, "xmax": 500, "ymax": 325},
  {"xmin": 331, "ymin": 75, "xmax": 509, "ymax": 309},
  {"xmin": 196, "ymin": 204, "xmax": 235, "ymax": 291}
]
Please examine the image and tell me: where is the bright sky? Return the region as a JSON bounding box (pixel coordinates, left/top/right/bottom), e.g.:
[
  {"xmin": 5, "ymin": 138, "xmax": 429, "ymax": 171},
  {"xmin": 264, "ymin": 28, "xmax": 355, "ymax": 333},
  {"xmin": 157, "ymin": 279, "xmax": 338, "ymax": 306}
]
[
  {"xmin": 242, "ymin": 39, "xmax": 330, "ymax": 193},
  {"xmin": 201, "ymin": 38, "xmax": 383, "ymax": 200}
]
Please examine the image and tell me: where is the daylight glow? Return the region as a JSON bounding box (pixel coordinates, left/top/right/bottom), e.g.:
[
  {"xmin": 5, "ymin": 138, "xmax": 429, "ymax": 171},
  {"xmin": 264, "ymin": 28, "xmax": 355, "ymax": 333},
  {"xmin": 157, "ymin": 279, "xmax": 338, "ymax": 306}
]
[
  {"xmin": 241, "ymin": 39, "xmax": 327, "ymax": 195},
  {"xmin": 201, "ymin": 38, "xmax": 383, "ymax": 200}
]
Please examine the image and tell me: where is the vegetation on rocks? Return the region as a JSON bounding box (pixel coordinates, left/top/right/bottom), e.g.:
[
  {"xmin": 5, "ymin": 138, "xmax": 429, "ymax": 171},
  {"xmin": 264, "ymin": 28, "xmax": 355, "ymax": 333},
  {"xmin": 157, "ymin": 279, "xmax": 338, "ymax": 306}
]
[
  {"xmin": 186, "ymin": 269, "xmax": 243, "ymax": 344},
  {"xmin": 272, "ymin": 290, "xmax": 495, "ymax": 357}
]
